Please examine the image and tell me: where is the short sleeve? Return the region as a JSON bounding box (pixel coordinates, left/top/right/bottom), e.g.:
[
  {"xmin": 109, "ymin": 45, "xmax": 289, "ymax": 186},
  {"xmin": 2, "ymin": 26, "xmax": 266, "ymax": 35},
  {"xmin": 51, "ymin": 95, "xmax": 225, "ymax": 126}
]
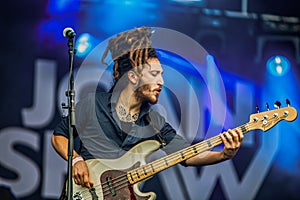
[{"xmin": 147, "ymin": 110, "xmax": 190, "ymax": 155}]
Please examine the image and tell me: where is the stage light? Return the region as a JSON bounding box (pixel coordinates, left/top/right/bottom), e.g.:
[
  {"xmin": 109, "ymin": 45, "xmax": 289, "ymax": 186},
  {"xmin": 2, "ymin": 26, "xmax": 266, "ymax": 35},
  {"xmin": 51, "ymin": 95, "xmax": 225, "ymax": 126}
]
[
  {"xmin": 170, "ymin": 0, "xmax": 206, "ymax": 5},
  {"xmin": 266, "ymin": 55, "xmax": 290, "ymax": 77},
  {"xmin": 75, "ymin": 33, "xmax": 93, "ymax": 57},
  {"xmin": 263, "ymin": 58, "xmax": 300, "ymax": 175},
  {"xmin": 47, "ymin": 0, "xmax": 79, "ymax": 14}
]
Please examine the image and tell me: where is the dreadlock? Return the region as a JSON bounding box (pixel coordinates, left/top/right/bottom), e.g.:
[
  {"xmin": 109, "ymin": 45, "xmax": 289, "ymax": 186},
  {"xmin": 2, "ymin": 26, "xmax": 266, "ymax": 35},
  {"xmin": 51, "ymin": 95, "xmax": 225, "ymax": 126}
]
[{"xmin": 101, "ymin": 27, "xmax": 158, "ymax": 86}]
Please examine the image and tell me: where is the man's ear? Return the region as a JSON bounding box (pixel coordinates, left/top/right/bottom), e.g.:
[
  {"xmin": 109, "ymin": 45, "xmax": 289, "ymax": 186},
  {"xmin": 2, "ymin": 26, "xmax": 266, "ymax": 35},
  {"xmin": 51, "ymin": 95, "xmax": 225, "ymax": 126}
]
[{"xmin": 128, "ymin": 70, "xmax": 139, "ymax": 85}]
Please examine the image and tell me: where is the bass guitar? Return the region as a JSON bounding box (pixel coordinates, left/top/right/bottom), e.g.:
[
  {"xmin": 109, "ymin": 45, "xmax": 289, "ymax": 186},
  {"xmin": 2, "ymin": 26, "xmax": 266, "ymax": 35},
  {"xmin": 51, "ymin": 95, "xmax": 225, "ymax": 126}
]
[{"xmin": 70, "ymin": 105, "xmax": 298, "ymax": 200}]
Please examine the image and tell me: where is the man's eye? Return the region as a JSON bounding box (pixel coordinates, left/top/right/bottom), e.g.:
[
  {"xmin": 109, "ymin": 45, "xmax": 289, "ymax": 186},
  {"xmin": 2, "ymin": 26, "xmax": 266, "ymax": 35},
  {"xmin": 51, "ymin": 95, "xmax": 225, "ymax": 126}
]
[{"xmin": 151, "ymin": 72, "xmax": 159, "ymax": 76}]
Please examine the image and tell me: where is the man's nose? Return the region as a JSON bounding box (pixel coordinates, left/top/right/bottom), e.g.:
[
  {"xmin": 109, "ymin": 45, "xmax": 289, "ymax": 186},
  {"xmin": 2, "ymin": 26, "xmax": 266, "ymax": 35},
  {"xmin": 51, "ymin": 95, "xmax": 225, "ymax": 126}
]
[{"xmin": 157, "ymin": 75, "xmax": 164, "ymax": 86}]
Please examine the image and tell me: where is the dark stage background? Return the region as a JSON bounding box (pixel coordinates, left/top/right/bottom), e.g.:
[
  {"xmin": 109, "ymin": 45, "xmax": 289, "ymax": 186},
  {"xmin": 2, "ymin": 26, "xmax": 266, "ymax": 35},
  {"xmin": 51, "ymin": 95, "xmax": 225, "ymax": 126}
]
[{"xmin": 0, "ymin": 0, "xmax": 300, "ymax": 199}]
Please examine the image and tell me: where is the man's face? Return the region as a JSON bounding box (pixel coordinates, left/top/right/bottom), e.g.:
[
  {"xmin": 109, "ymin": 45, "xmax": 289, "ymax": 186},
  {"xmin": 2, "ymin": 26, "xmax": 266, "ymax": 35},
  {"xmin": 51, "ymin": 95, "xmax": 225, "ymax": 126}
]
[{"xmin": 135, "ymin": 58, "xmax": 164, "ymax": 104}]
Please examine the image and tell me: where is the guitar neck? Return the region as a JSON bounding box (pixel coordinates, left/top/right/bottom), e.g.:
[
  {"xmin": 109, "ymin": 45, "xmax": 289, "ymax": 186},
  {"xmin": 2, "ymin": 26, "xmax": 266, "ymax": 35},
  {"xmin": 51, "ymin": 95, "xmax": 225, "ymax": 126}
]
[
  {"xmin": 127, "ymin": 123, "xmax": 249, "ymax": 184},
  {"xmin": 126, "ymin": 105, "xmax": 298, "ymax": 184}
]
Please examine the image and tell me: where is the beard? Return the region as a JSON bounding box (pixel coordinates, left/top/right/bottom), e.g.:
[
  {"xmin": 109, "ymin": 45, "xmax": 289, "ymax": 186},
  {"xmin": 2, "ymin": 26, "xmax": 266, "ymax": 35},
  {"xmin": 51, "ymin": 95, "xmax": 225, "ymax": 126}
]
[{"xmin": 134, "ymin": 84, "xmax": 161, "ymax": 104}]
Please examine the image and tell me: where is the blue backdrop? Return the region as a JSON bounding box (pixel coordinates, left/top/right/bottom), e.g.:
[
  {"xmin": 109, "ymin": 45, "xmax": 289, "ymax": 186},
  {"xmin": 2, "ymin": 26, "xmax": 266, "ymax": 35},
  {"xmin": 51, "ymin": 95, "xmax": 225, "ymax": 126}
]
[{"xmin": 0, "ymin": 1, "xmax": 300, "ymax": 199}]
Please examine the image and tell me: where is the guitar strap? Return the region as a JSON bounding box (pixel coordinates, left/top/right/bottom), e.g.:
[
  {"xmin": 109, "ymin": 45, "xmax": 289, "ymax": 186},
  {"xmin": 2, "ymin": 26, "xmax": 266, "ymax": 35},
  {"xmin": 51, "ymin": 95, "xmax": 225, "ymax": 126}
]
[
  {"xmin": 156, "ymin": 131, "xmax": 166, "ymax": 148},
  {"xmin": 146, "ymin": 111, "xmax": 167, "ymax": 148}
]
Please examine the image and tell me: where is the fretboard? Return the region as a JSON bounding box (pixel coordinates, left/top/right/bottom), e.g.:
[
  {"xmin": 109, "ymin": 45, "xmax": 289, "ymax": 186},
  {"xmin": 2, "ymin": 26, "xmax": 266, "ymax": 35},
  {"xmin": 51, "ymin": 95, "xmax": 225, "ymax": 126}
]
[{"xmin": 127, "ymin": 123, "xmax": 249, "ymax": 184}]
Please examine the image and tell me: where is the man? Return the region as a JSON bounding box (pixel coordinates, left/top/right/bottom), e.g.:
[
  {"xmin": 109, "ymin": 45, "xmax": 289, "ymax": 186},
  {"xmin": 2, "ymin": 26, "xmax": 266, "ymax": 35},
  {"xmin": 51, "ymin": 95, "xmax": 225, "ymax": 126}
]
[{"xmin": 52, "ymin": 26, "xmax": 243, "ymax": 198}]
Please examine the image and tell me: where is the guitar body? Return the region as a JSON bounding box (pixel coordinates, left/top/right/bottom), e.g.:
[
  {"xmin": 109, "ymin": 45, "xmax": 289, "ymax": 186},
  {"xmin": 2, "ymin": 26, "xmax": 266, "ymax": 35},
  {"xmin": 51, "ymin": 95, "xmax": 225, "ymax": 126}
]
[
  {"xmin": 65, "ymin": 105, "xmax": 297, "ymax": 200},
  {"xmin": 71, "ymin": 140, "xmax": 161, "ymax": 200}
]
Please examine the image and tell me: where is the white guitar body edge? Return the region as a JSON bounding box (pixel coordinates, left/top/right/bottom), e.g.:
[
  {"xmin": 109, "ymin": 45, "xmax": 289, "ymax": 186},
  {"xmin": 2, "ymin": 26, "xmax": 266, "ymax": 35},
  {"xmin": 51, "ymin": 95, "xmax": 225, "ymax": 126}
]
[{"xmin": 71, "ymin": 140, "xmax": 161, "ymax": 200}]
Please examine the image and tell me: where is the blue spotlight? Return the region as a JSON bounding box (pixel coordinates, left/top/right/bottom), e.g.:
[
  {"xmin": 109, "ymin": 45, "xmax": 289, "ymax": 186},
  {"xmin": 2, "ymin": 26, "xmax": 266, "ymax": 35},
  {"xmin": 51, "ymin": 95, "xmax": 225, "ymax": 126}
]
[
  {"xmin": 266, "ymin": 55, "xmax": 290, "ymax": 77},
  {"xmin": 170, "ymin": 0, "xmax": 206, "ymax": 6},
  {"xmin": 47, "ymin": 0, "xmax": 79, "ymax": 14},
  {"xmin": 75, "ymin": 33, "xmax": 93, "ymax": 57}
]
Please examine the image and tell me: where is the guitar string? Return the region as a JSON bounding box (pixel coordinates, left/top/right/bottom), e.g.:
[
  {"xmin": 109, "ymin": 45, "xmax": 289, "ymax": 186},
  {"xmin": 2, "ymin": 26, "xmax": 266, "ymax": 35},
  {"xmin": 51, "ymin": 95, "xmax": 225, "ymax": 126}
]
[
  {"xmin": 90, "ymin": 121, "xmax": 269, "ymax": 198},
  {"xmin": 100, "ymin": 134, "xmax": 222, "ymax": 196},
  {"xmin": 82, "ymin": 114, "xmax": 287, "ymax": 199},
  {"xmin": 82, "ymin": 130, "xmax": 224, "ymax": 199},
  {"xmin": 81, "ymin": 133, "xmax": 237, "ymax": 197},
  {"xmin": 80, "ymin": 122, "xmax": 256, "ymax": 197},
  {"xmin": 80, "ymin": 122, "xmax": 255, "ymax": 197},
  {"xmin": 100, "ymin": 134, "xmax": 223, "ymax": 196},
  {"xmin": 100, "ymin": 127, "xmax": 243, "ymax": 196},
  {"xmin": 75, "ymin": 134, "xmax": 222, "ymax": 198},
  {"xmin": 76, "ymin": 120, "xmax": 274, "ymax": 197},
  {"xmin": 99, "ymin": 122, "xmax": 253, "ymax": 193}
]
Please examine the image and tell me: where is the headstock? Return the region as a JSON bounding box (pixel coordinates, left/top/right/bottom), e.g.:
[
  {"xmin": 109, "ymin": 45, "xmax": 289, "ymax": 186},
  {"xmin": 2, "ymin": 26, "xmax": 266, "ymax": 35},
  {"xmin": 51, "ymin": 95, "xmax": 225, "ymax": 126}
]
[{"xmin": 248, "ymin": 100, "xmax": 298, "ymax": 132}]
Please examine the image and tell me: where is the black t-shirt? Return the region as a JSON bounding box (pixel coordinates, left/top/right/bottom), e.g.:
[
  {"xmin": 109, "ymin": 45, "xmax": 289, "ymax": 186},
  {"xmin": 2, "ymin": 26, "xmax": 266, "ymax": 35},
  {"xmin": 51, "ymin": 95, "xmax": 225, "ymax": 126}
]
[{"xmin": 53, "ymin": 92, "xmax": 190, "ymax": 160}]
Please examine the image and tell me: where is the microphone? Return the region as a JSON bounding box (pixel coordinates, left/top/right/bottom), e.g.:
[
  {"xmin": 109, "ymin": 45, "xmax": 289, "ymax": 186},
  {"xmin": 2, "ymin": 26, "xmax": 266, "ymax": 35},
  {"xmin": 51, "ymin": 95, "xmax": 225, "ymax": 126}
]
[{"xmin": 63, "ymin": 27, "xmax": 76, "ymax": 38}]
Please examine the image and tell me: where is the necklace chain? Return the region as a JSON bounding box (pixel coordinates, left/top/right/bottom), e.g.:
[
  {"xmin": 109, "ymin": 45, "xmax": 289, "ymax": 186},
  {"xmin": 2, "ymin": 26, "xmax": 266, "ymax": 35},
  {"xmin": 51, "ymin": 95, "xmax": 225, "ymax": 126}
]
[{"xmin": 117, "ymin": 105, "xmax": 139, "ymax": 122}]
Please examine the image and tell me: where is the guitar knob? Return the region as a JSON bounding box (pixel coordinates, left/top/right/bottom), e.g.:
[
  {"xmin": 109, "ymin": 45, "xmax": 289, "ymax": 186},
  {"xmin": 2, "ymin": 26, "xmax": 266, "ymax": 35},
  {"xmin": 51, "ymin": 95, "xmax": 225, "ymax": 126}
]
[
  {"xmin": 253, "ymin": 117, "xmax": 259, "ymax": 122},
  {"xmin": 73, "ymin": 192, "xmax": 83, "ymax": 200},
  {"xmin": 286, "ymin": 99, "xmax": 291, "ymax": 107},
  {"xmin": 273, "ymin": 113, "xmax": 278, "ymax": 118},
  {"xmin": 274, "ymin": 101, "xmax": 281, "ymax": 109},
  {"xmin": 266, "ymin": 103, "xmax": 270, "ymax": 111},
  {"xmin": 256, "ymin": 105, "xmax": 260, "ymax": 113}
]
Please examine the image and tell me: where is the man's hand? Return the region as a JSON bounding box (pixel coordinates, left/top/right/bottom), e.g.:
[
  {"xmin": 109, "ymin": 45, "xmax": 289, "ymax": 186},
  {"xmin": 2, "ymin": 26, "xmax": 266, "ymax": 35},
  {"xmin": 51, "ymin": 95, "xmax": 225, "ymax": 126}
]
[
  {"xmin": 220, "ymin": 128, "xmax": 244, "ymax": 159},
  {"xmin": 72, "ymin": 160, "xmax": 94, "ymax": 188}
]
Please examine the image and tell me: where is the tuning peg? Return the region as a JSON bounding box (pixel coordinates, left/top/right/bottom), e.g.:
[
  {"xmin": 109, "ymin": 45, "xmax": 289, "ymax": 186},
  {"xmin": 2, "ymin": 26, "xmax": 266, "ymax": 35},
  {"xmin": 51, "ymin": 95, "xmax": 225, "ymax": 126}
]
[
  {"xmin": 256, "ymin": 105, "xmax": 260, "ymax": 113},
  {"xmin": 286, "ymin": 99, "xmax": 291, "ymax": 107},
  {"xmin": 274, "ymin": 101, "xmax": 281, "ymax": 109},
  {"xmin": 266, "ymin": 103, "xmax": 270, "ymax": 110}
]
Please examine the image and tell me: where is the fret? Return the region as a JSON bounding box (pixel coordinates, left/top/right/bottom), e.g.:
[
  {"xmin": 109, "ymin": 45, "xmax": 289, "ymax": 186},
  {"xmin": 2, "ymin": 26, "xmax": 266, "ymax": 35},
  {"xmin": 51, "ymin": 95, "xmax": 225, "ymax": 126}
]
[
  {"xmin": 150, "ymin": 164, "xmax": 155, "ymax": 172},
  {"xmin": 240, "ymin": 124, "xmax": 247, "ymax": 133},
  {"xmin": 207, "ymin": 140, "xmax": 212, "ymax": 147},
  {"xmin": 193, "ymin": 146, "xmax": 198, "ymax": 153},
  {"xmin": 128, "ymin": 129, "xmax": 238, "ymax": 184},
  {"xmin": 164, "ymin": 158, "xmax": 169, "ymax": 166},
  {"xmin": 125, "ymin": 105, "xmax": 296, "ymax": 185},
  {"xmin": 180, "ymin": 151, "xmax": 185, "ymax": 159},
  {"xmin": 135, "ymin": 170, "xmax": 140, "ymax": 178},
  {"xmin": 129, "ymin": 172, "xmax": 134, "ymax": 182},
  {"xmin": 142, "ymin": 166, "xmax": 147, "ymax": 175}
]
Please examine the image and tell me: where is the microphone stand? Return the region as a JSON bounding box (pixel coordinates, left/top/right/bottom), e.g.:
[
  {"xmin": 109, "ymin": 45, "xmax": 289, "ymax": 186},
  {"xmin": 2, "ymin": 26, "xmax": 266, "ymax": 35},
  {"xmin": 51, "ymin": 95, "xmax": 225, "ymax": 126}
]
[{"xmin": 64, "ymin": 35, "xmax": 76, "ymax": 200}]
